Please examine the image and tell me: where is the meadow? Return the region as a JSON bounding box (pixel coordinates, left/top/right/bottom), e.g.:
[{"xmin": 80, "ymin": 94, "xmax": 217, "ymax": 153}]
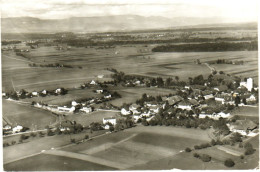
[
  {"xmin": 2, "ymin": 45, "xmax": 257, "ymax": 93},
  {"xmin": 2, "ymin": 99, "xmax": 56, "ymax": 129}
]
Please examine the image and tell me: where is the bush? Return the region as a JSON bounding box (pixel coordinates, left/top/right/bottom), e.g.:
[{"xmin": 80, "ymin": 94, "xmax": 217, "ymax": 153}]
[
  {"xmin": 11, "ymin": 141, "xmax": 16, "ymax": 145},
  {"xmin": 245, "ymin": 147, "xmax": 255, "ymax": 155},
  {"xmin": 3, "ymin": 142, "xmax": 10, "ymax": 147},
  {"xmin": 240, "ymin": 155, "xmax": 244, "ymax": 159},
  {"xmin": 200, "ymin": 154, "xmax": 211, "ymax": 162},
  {"xmin": 30, "ymin": 132, "xmax": 37, "ymax": 137},
  {"xmin": 224, "ymin": 159, "xmax": 235, "ymax": 167},
  {"xmin": 193, "ymin": 153, "xmax": 200, "ymax": 158},
  {"xmin": 185, "ymin": 147, "xmax": 192, "ymax": 152},
  {"xmin": 211, "ymin": 139, "xmax": 216, "ymax": 146},
  {"xmin": 85, "ymin": 135, "xmax": 89, "ymax": 139},
  {"xmin": 71, "ymin": 139, "xmax": 76, "ymax": 143},
  {"xmin": 194, "ymin": 145, "xmax": 201, "ymax": 150}
]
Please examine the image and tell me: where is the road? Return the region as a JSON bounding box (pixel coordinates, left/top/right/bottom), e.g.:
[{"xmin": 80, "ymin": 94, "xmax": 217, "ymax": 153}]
[{"xmin": 203, "ymin": 63, "xmax": 216, "ymax": 73}]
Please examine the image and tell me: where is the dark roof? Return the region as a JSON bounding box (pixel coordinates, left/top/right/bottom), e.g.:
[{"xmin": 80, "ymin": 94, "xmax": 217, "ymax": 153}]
[
  {"xmin": 167, "ymin": 96, "xmax": 183, "ymax": 105},
  {"xmin": 233, "ymin": 120, "xmax": 257, "ymax": 130}
]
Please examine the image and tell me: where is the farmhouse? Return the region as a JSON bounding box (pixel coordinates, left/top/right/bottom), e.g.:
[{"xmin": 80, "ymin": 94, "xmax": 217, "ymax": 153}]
[
  {"xmin": 103, "ymin": 117, "xmax": 116, "ymax": 125},
  {"xmin": 71, "ymin": 101, "xmax": 79, "ymax": 106},
  {"xmin": 121, "ymin": 108, "xmax": 131, "ymax": 115},
  {"xmin": 41, "ymin": 90, "xmax": 47, "ymax": 95},
  {"xmin": 58, "ymin": 106, "xmax": 75, "ymax": 113},
  {"xmin": 55, "ymin": 88, "xmax": 61, "ymax": 94},
  {"xmin": 90, "ymin": 80, "xmax": 97, "ymax": 85},
  {"xmin": 12, "ymin": 125, "xmax": 23, "ymax": 133},
  {"xmin": 80, "ymin": 107, "xmax": 92, "ymax": 113},
  {"xmin": 96, "ymin": 89, "xmax": 103, "ymax": 94},
  {"xmin": 32, "ymin": 91, "xmax": 38, "ymax": 96},
  {"xmin": 104, "ymin": 94, "xmax": 112, "ymax": 99},
  {"xmin": 246, "ymin": 95, "xmax": 256, "ymax": 102},
  {"xmin": 177, "ymin": 100, "xmax": 192, "ymax": 110},
  {"xmin": 204, "ymin": 94, "xmax": 214, "ymax": 100},
  {"xmin": 228, "ymin": 119, "xmax": 257, "ymax": 136}
]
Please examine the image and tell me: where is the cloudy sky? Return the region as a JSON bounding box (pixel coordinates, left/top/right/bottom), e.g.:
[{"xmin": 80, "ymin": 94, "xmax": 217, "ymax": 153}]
[{"xmin": 1, "ymin": 0, "xmax": 258, "ymax": 22}]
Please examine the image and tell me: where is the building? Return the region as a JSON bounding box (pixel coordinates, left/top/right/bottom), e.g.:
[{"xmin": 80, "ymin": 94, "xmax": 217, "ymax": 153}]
[
  {"xmin": 55, "ymin": 88, "xmax": 61, "ymax": 94},
  {"xmin": 58, "ymin": 106, "xmax": 75, "ymax": 113},
  {"xmin": 247, "ymin": 78, "xmax": 253, "ymax": 91},
  {"xmin": 71, "ymin": 101, "xmax": 79, "ymax": 106},
  {"xmin": 103, "ymin": 117, "xmax": 116, "ymax": 125},
  {"xmin": 80, "ymin": 107, "xmax": 92, "ymax": 113},
  {"xmin": 228, "ymin": 119, "xmax": 257, "ymax": 136},
  {"xmin": 32, "ymin": 91, "xmax": 38, "ymax": 96},
  {"xmin": 96, "ymin": 89, "xmax": 103, "ymax": 94},
  {"xmin": 121, "ymin": 108, "xmax": 131, "ymax": 115},
  {"xmin": 41, "ymin": 90, "xmax": 47, "ymax": 95},
  {"xmin": 12, "ymin": 125, "xmax": 23, "ymax": 133},
  {"xmin": 166, "ymin": 96, "xmax": 183, "ymax": 106},
  {"xmin": 90, "ymin": 80, "xmax": 97, "ymax": 85}
]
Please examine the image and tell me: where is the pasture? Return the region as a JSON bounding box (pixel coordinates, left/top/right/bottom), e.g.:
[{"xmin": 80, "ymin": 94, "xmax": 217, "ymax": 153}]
[
  {"xmin": 2, "ymin": 45, "xmax": 257, "ymax": 93},
  {"xmin": 108, "ymin": 87, "xmax": 176, "ymax": 107},
  {"xmin": 2, "ymin": 99, "xmax": 56, "ymax": 129}
]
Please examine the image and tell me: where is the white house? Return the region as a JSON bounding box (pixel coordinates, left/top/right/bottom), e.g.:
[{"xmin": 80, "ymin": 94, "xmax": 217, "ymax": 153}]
[
  {"xmin": 12, "ymin": 125, "xmax": 23, "ymax": 133},
  {"xmin": 204, "ymin": 94, "xmax": 214, "ymax": 100},
  {"xmin": 247, "ymin": 78, "xmax": 253, "ymax": 91},
  {"xmin": 129, "ymin": 104, "xmax": 140, "ymax": 112},
  {"xmin": 55, "ymin": 88, "xmax": 61, "ymax": 94},
  {"xmin": 104, "ymin": 94, "xmax": 112, "ymax": 99},
  {"xmin": 246, "ymin": 95, "xmax": 256, "ymax": 102},
  {"xmin": 121, "ymin": 108, "xmax": 131, "ymax": 115},
  {"xmin": 96, "ymin": 89, "xmax": 103, "ymax": 94},
  {"xmin": 42, "ymin": 90, "xmax": 47, "ymax": 95},
  {"xmin": 90, "ymin": 80, "xmax": 97, "ymax": 85},
  {"xmin": 133, "ymin": 114, "xmax": 141, "ymax": 122},
  {"xmin": 32, "ymin": 91, "xmax": 38, "ymax": 96},
  {"xmin": 71, "ymin": 101, "xmax": 78, "ymax": 106},
  {"xmin": 215, "ymin": 97, "xmax": 225, "ymax": 104},
  {"xmin": 103, "ymin": 117, "xmax": 116, "ymax": 125},
  {"xmin": 58, "ymin": 106, "xmax": 75, "ymax": 113},
  {"xmin": 80, "ymin": 107, "xmax": 92, "ymax": 113},
  {"xmin": 149, "ymin": 105, "xmax": 159, "ymax": 113},
  {"xmin": 3, "ymin": 124, "xmax": 12, "ymax": 130}
]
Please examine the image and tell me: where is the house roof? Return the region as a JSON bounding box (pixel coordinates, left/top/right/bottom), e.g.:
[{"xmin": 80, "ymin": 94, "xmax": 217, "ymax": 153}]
[
  {"xmin": 167, "ymin": 96, "xmax": 183, "ymax": 105},
  {"xmin": 189, "ymin": 99, "xmax": 199, "ymax": 106},
  {"xmin": 233, "ymin": 120, "xmax": 257, "ymax": 130}
]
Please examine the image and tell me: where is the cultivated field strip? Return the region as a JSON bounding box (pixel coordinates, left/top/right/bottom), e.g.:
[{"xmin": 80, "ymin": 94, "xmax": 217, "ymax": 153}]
[{"xmin": 44, "ymin": 149, "xmax": 129, "ymax": 169}]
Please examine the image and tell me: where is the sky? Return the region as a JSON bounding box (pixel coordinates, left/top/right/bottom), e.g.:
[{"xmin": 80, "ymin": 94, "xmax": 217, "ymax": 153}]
[{"xmin": 1, "ymin": 0, "xmax": 258, "ymax": 22}]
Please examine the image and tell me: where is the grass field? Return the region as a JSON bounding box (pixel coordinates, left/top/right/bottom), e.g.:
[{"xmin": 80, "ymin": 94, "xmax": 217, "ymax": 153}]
[
  {"xmin": 2, "ymin": 45, "xmax": 257, "ymax": 92},
  {"xmin": 64, "ymin": 111, "xmax": 120, "ymax": 127},
  {"xmin": 108, "ymin": 87, "xmax": 176, "ymax": 106},
  {"xmin": 61, "ymin": 125, "xmax": 211, "ymax": 169},
  {"xmin": 2, "ymin": 99, "xmax": 56, "ymax": 129},
  {"xmin": 4, "ymin": 154, "xmax": 116, "ymax": 171},
  {"xmin": 21, "ymin": 88, "xmax": 103, "ymax": 106},
  {"xmin": 231, "ymin": 106, "xmax": 259, "ymax": 121}
]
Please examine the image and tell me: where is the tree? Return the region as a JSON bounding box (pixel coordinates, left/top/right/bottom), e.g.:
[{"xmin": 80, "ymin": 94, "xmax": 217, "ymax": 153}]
[
  {"xmin": 230, "ymin": 132, "xmax": 243, "ymax": 143},
  {"xmin": 242, "ymin": 98, "xmax": 247, "ymax": 105},
  {"xmin": 200, "ymin": 154, "xmax": 211, "ymax": 162},
  {"xmin": 224, "ymin": 159, "xmax": 235, "ymax": 167},
  {"xmin": 175, "ymin": 76, "xmax": 179, "ymax": 82},
  {"xmin": 193, "ymin": 153, "xmax": 200, "ymax": 158},
  {"xmin": 235, "ymin": 96, "xmax": 241, "ymax": 107},
  {"xmin": 185, "ymin": 147, "xmax": 192, "ymax": 152},
  {"xmin": 85, "ymin": 135, "xmax": 89, "ymax": 139}
]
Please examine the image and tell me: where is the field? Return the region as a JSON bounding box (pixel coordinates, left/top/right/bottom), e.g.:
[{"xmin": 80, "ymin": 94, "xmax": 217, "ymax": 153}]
[
  {"xmin": 2, "ymin": 45, "xmax": 258, "ymax": 93},
  {"xmin": 231, "ymin": 106, "xmax": 259, "ymax": 121},
  {"xmin": 4, "ymin": 125, "xmax": 212, "ymax": 170},
  {"xmin": 108, "ymin": 87, "xmax": 176, "ymax": 106},
  {"xmin": 2, "ymin": 99, "xmax": 56, "ymax": 129},
  {"xmin": 21, "ymin": 88, "xmax": 103, "ymax": 106},
  {"xmin": 64, "ymin": 111, "xmax": 120, "ymax": 127}
]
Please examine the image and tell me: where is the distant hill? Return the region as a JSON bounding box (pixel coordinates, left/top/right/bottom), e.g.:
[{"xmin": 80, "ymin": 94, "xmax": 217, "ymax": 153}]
[{"xmin": 1, "ymin": 15, "xmax": 258, "ymax": 33}]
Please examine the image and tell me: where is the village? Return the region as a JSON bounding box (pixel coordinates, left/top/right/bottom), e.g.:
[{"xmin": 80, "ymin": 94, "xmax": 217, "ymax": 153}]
[{"xmin": 2, "ymin": 66, "xmax": 258, "ymax": 141}]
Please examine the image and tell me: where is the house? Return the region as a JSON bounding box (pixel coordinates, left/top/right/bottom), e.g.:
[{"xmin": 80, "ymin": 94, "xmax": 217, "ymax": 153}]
[
  {"xmin": 55, "ymin": 88, "xmax": 61, "ymax": 94},
  {"xmin": 121, "ymin": 108, "xmax": 131, "ymax": 115},
  {"xmin": 41, "ymin": 90, "xmax": 47, "ymax": 95},
  {"xmin": 216, "ymin": 112, "xmax": 230, "ymax": 118},
  {"xmin": 104, "ymin": 94, "xmax": 112, "ymax": 99},
  {"xmin": 177, "ymin": 100, "xmax": 192, "ymax": 110},
  {"xmin": 167, "ymin": 96, "xmax": 183, "ymax": 106},
  {"xmin": 96, "ymin": 89, "xmax": 103, "ymax": 94},
  {"xmin": 71, "ymin": 101, "xmax": 79, "ymax": 106},
  {"xmin": 204, "ymin": 94, "xmax": 214, "ymax": 100},
  {"xmin": 90, "ymin": 80, "xmax": 97, "ymax": 85},
  {"xmin": 12, "ymin": 125, "xmax": 23, "ymax": 133},
  {"xmin": 246, "ymin": 95, "xmax": 256, "ymax": 102},
  {"xmin": 149, "ymin": 105, "xmax": 159, "ymax": 113},
  {"xmin": 228, "ymin": 119, "xmax": 257, "ymax": 136},
  {"xmin": 215, "ymin": 97, "xmax": 225, "ymax": 104},
  {"xmin": 240, "ymin": 78, "xmax": 253, "ymax": 91},
  {"xmin": 32, "ymin": 91, "xmax": 38, "ymax": 96},
  {"xmin": 140, "ymin": 111, "xmax": 151, "ymax": 117},
  {"xmin": 58, "ymin": 106, "xmax": 75, "ymax": 113},
  {"xmin": 103, "ymin": 117, "xmax": 116, "ymax": 125},
  {"xmin": 80, "ymin": 107, "xmax": 92, "ymax": 113},
  {"xmin": 3, "ymin": 124, "xmax": 12, "ymax": 130},
  {"xmin": 133, "ymin": 114, "xmax": 141, "ymax": 122},
  {"xmin": 129, "ymin": 104, "xmax": 140, "ymax": 112}
]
